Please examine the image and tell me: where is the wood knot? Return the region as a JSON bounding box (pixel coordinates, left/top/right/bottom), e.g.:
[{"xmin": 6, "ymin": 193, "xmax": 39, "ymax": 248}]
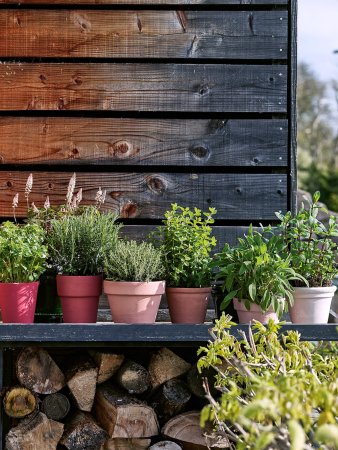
[
  {"xmin": 109, "ymin": 141, "xmax": 136, "ymax": 159},
  {"xmin": 198, "ymin": 85, "xmax": 210, "ymax": 96},
  {"xmin": 57, "ymin": 98, "xmax": 67, "ymax": 110},
  {"xmin": 251, "ymin": 157, "xmax": 261, "ymax": 166},
  {"xmin": 39, "ymin": 74, "xmax": 47, "ymax": 84},
  {"xmin": 120, "ymin": 201, "xmax": 139, "ymax": 218},
  {"xmin": 0, "ymin": 155, "xmax": 4, "ymax": 164},
  {"xmin": 48, "ymin": 183, "xmax": 53, "ymax": 190},
  {"xmin": 190, "ymin": 145, "xmax": 210, "ymax": 160},
  {"xmin": 73, "ymin": 77, "xmax": 82, "ymax": 86},
  {"xmin": 71, "ymin": 13, "xmax": 92, "ymax": 33},
  {"xmin": 109, "ymin": 191, "xmax": 122, "ymax": 199},
  {"xmin": 7, "ymin": 181, "xmax": 12, "ymax": 188},
  {"xmin": 277, "ymin": 189, "xmax": 284, "ymax": 196},
  {"xmin": 235, "ymin": 186, "xmax": 242, "ymax": 195},
  {"xmin": 146, "ymin": 176, "xmax": 166, "ymax": 195}
]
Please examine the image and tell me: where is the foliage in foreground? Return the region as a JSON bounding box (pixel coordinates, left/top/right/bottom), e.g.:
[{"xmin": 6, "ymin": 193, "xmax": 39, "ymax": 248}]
[{"xmin": 198, "ymin": 315, "xmax": 338, "ymax": 450}]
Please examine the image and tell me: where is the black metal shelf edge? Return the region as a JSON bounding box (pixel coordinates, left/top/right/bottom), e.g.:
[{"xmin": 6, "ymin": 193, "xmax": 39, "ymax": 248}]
[{"xmin": 0, "ymin": 323, "xmax": 336, "ymax": 346}]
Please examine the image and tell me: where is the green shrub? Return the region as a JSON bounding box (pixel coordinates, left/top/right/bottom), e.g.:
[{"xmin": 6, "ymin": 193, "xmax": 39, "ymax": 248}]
[
  {"xmin": 104, "ymin": 240, "xmax": 165, "ymax": 282},
  {"xmin": 0, "ymin": 221, "xmax": 48, "ymax": 282},
  {"xmin": 47, "ymin": 207, "xmax": 121, "ymax": 276},
  {"xmin": 198, "ymin": 315, "xmax": 338, "ymax": 450},
  {"xmin": 152, "ymin": 204, "xmax": 217, "ymax": 288},
  {"xmin": 277, "ymin": 192, "xmax": 338, "ymax": 287}
]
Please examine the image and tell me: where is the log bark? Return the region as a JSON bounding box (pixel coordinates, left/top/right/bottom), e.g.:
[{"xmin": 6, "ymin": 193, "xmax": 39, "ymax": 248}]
[
  {"xmin": 162, "ymin": 411, "xmax": 212, "ymax": 449},
  {"xmin": 151, "ymin": 379, "xmax": 191, "ymax": 423},
  {"xmin": 94, "ymin": 384, "xmax": 159, "ymax": 438},
  {"xmin": 41, "ymin": 392, "xmax": 71, "ymax": 420},
  {"xmin": 148, "ymin": 348, "xmax": 191, "ymax": 389},
  {"xmin": 101, "ymin": 438, "xmax": 151, "ymax": 450},
  {"xmin": 89, "ymin": 351, "xmax": 125, "ymax": 384},
  {"xmin": 16, "ymin": 347, "xmax": 65, "ymax": 394},
  {"xmin": 3, "ymin": 386, "xmax": 37, "ymax": 418},
  {"xmin": 65, "ymin": 355, "xmax": 98, "ymax": 412},
  {"xmin": 5, "ymin": 411, "xmax": 64, "ymax": 450},
  {"xmin": 116, "ymin": 360, "xmax": 151, "ymax": 395},
  {"xmin": 60, "ymin": 411, "xmax": 108, "ymax": 450},
  {"xmin": 149, "ymin": 441, "xmax": 182, "ymax": 449}
]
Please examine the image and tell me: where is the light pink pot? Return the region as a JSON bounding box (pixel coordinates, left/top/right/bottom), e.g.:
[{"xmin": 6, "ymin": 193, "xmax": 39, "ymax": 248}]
[
  {"xmin": 166, "ymin": 287, "xmax": 211, "ymax": 324},
  {"xmin": 104, "ymin": 280, "xmax": 165, "ymax": 323},
  {"xmin": 57, "ymin": 275, "xmax": 102, "ymax": 323},
  {"xmin": 0, "ymin": 282, "xmax": 39, "ymax": 323},
  {"xmin": 290, "ymin": 286, "xmax": 336, "ymax": 324},
  {"xmin": 233, "ymin": 298, "xmax": 278, "ymax": 324}
]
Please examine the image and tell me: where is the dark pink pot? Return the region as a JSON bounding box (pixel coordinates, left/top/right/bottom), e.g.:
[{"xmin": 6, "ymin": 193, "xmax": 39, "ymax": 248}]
[
  {"xmin": 0, "ymin": 282, "xmax": 39, "ymax": 323},
  {"xmin": 166, "ymin": 287, "xmax": 211, "ymax": 324},
  {"xmin": 57, "ymin": 275, "xmax": 102, "ymax": 323}
]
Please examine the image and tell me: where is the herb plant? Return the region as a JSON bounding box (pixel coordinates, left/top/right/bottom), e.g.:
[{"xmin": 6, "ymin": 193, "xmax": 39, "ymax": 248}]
[
  {"xmin": 198, "ymin": 314, "xmax": 338, "ymax": 450},
  {"xmin": 152, "ymin": 204, "xmax": 217, "ymax": 288},
  {"xmin": 47, "ymin": 207, "xmax": 121, "ymax": 276},
  {"xmin": 104, "ymin": 240, "xmax": 165, "ymax": 282},
  {"xmin": 277, "ymin": 192, "xmax": 338, "ymax": 287},
  {"xmin": 213, "ymin": 227, "xmax": 306, "ymax": 317},
  {"xmin": 0, "ymin": 221, "xmax": 48, "ymax": 282}
]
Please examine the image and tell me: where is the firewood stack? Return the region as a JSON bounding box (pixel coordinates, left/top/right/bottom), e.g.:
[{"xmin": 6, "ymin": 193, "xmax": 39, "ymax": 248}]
[{"xmin": 3, "ymin": 346, "xmax": 217, "ymax": 450}]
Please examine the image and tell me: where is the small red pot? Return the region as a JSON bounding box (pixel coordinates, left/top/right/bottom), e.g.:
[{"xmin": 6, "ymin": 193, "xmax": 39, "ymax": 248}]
[
  {"xmin": 166, "ymin": 287, "xmax": 211, "ymax": 324},
  {"xmin": 57, "ymin": 275, "xmax": 102, "ymax": 323},
  {"xmin": 0, "ymin": 282, "xmax": 39, "ymax": 323}
]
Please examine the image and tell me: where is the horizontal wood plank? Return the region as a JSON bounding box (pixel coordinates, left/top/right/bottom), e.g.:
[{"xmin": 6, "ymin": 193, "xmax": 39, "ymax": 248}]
[
  {"xmin": 0, "ymin": 63, "xmax": 287, "ymax": 112},
  {"xmin": 1, "ymin": 171, "xmax": 287, "ymax": 219},
  {"xmin": 0, "ymin": 10, "xmax": 288, "ymax": 59},
  {"xmin": 0, "ymin": 117, "xmax": 288, "ymax": 166},
  {"xmin": 0, "ymin": 1, "xmax": 289, "ymax": 5},
  {"xmin": 0, "ymin": 325, "xmax": 335, "ymax": 348}
]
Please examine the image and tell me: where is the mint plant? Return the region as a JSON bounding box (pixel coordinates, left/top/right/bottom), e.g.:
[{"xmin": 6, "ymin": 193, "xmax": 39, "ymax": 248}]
[
  {"xmin": 47, "ymin": 207, "xmax": 121, "ymax": 276},
  {"xmin": 152, "ymin": 204, "xmax": 217, "ymax": 288},
  {"xmin": 0, "ymin": 221, "xmax": 48, "ymax": 282},
  {"xmin": 277, "ymin": 192, "xmax": 338, "ymax": 287},
  {"xmin": 213, "ymin": 226, "xmax": 306, "ymax": 317},
  {"xmin": 104, "ymin": 240, "xmax": 165, "ymax": 282},
  {"xmin": 198, "ymin": 315, "xmax": 338, "ymax": 450}
]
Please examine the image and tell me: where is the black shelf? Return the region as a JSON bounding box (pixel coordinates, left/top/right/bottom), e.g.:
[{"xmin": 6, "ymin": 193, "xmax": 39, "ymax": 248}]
[{"xmin": 0, "ymin": 323, "xmax": 336, "ymax": 348}]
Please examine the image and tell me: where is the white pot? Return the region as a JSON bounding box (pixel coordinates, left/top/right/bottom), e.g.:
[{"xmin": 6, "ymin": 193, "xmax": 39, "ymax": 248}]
[{"xmin": 290, "ymin": 286, "xmax": 337, "ymax": 324}]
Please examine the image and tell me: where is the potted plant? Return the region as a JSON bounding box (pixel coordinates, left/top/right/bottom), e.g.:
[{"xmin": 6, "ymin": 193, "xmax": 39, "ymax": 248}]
[
  {"xmin": 213, "ymin": 226, "xmax": 305, "ymax": 323},
  {"xmin": 0, "ymin": 221, "xmax": 48, "ymax": 323},
  {"xmin": 277, "ymin": 191, "xmax": 338, "ymax": 323},
  {"xmin": 152, "ymin": 204, "xmax": 217, "ymax": 324},
  {"xmin": 103, "ymin": 239, "xmax": 165, "ymax": 323},
  {"xmin": 47, "ymin": 206, "xmax": 121, "ymax": 323}
]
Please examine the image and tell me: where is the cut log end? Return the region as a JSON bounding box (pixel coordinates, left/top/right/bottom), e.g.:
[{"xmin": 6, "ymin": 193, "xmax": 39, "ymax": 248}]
[
  {"xmin": 148, "ymin": 348, "xmax": 191, "ymax": 390},
  {"xmin": 90, "ymin": 351, "xmax": 125, "ymax": 384},
  {"xmin": 3, "ymin": 387, "xmax": 37, "ymax": 418},
  {"xmin": 41, "ymin": 392, "xmax": 71, "ymax": 421},
  {"xmin": 116, "ymin": 360, "xmax": 151, "ymax": 395}
]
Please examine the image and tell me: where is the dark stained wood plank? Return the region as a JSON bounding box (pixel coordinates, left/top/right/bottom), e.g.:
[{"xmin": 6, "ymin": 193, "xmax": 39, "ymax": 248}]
[
  {"xmin": 122, "ymin": 225, "xmax": 260, "ymax": 251},
  {"xmin": 0, "ymin": 325, "xmax": 335, "ymax": 348},
  {"xmin": 289, "ymin": 0, "xmax": 297, "ymax": 212},
  {"xmin": 0, "ymin": 10, "xmax": 288, "ymax": 60},
  {"xmin": 0, "ymin": 1, "xmax": 289, "ymax": 5},
  {"xmin": 0, "ymin": 118, "xmax": 288, "ymax": 166},
  {"xmin": 0, "ymin": 63, "xmax": 287, "ymax": 113},
  {"xmin": 0, "ymin": 171, "xmax": 287, "ymax": 220}
]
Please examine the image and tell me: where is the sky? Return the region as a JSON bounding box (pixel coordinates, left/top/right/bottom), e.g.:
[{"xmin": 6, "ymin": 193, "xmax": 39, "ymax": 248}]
[{"xmin": 298, "ymin": 0, "xmax": 338, "ymax": 82}]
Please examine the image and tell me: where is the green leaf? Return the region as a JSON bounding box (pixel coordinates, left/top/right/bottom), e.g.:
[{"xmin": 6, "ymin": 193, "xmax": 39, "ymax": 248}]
[
  {"xmin": 315, "ymin": 424, "xmax": 338, "ymax": 448},
  {"xmin": 248, "ymin": 283, "xmax": 256, "ymax": 301},
  {"xmin": 288, "ymin": 420, "xmax": 306, "ymax": 450}
]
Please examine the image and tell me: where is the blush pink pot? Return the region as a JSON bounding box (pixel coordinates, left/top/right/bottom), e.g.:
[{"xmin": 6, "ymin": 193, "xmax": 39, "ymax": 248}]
[
  {"xmin": 166, "ymin": 287, "xmax": 211, "ymax": 324},
  {"xmin": 0, "ymin": 281, "xmax": 39, "ymax": 323},
  {"xmin": 57, "ymin": 274, "xmax": 102, "ymax": 323},
  {"xmin": 233, "ymin": 298, "xmax": 278, "ymax": 324},
  {"xmin": 104, "ymin": 280, "xmax": 165, "ymax": 323}
]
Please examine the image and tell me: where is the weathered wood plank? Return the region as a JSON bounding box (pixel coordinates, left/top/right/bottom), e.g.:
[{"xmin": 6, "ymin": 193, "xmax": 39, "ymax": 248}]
[
  {"xmin": 0, "ymin": 10, "xmax": 288, "ymax": 60},
  {"xmin": 0, "ymin": 63, "xmax": 287, "ymax": 112},
  {"xmin": 0, "ymin": 1, "xmax": 289, "ymax": 5},
  {"xmin": 0, "ymin": 118, "xmax": 288, "ymax": 166},
  {"xmin": 0, "ymin": 171, "xmax": 287, "ymax": 219},
  {"xmin": 0, "ymin": 325, "xmax": 336, "ymax": 347}
]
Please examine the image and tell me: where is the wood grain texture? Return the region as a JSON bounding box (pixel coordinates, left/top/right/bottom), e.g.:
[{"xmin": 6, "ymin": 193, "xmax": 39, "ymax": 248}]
[
  {"xmin": 0, "ymin": 171, "xmax": 287, "ymax": 219},
  {"xmin": 0, "ymin": 10, "xmax": 288, "ymax": 60},
  {"xmin": 0, "ymin": 117, "xmax": 288, "ymax": 166},
  {"xmin": 0, "ymin": 63, "xmax": 287, "ymax": 112},
  {"xmin": 0, "ymin": 1, "xmax": 289, "ymax": 5}
]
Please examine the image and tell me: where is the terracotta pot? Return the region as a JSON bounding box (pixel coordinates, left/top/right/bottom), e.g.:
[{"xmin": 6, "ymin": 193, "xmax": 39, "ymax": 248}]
[
  {"xmin": 290, "ymin": 286, "xmax": 336, "ymax": 324},
  {"xmin": 233, "ymin": 298, "xmax": 278, "ymax": 324},
  {"xmin": 104, "ymin": 280, "xmax": 165, "ymax": 323},
  {"xmin": 166, "ymin": 287, "xmax": 211, "ymax": 324},
  {"xmin": 57, "ymin": 275, "xmax": 102, "ymax": 323},
  {"xmin": 0, "ymin": 282, "xmax": 39, "ymax": 323}
]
